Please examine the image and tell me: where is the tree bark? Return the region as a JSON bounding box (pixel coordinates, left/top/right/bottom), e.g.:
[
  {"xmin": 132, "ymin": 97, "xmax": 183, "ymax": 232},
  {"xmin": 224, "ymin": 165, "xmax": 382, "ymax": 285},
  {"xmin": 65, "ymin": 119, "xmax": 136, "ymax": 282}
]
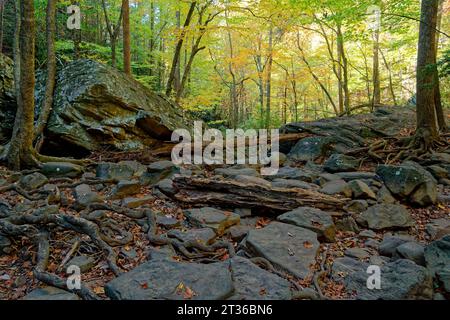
[
  {"xmin": 265, "ymin": 26, "xmax": 273, "ymax": 128},
  {"xmin": 416, "ymin": 0, "xmax": 440, "ymax": 141},
  {"xmin": 337, "ymin": 24, "xmax": 350, "ymax": 112},
  {"xmin": 34, "ymin": 0, "xmax": 57, "ymax": 152},
  {"xmin": 166, "ymin": 2, "xmax": 196, "ymax": 97},
  {"xmin": 122, "ymin": 0, "xmax": 131, "ymax": 75},
  {"xmin": 7, "ymin": 0, "xmax": 39, "ymax": 170},
  {"xmin": 372, "ymin": 29, "xmax": 381, "ymax": 106},
  {"xmin": 101, "ymin": 0, "xmax": 123, "ymax": 68},
  {"xmin": 0, "ymin": 1, "xmax": 4, "ymax": 53},
  {"xmin": 434, "ymin": 0, "xmax": 447, "ymax": 131}
]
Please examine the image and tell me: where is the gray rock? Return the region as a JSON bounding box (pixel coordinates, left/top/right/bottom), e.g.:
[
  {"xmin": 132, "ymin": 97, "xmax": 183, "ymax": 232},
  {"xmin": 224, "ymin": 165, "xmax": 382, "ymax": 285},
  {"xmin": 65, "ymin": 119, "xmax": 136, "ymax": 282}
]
[
  {"xmin": 156, "ymin": 215, "xmax": 181, "ymax": 229},
  {"xmin": 377, "ymin": 186, "xmax": 396, "ymax": 204},
  {"xmin": 424, "ymin": 235, "xmax": 450, "ymax": 292},
  {"xmin": 0, "ymin": 234, "xmax": 12, "ymax": 255},
  {"xmin": 344, "ymin": 200, "xmax": 369, "ymax": 213},
  {"xmin": 365, "ymin": 239, "xmax": 380, "ymax": 249},
  {"xmin": 35, "ymin": 59, "xmax": 189, "ymax": 153},
  {"xmin": 315, "ymin": 173, "xmax": 342, "ymax": 186},
  {"xmin": 184, "ymin": 207, "xmax": 240, "ymax": 236},
  {"xmin": 229, "ymin": 257, "xmax": 292, "ymax": 300},
  {"xmin": 345, "ymin": 248, "xmax": 371, "ymax": 260},
  {"xmin": 277, "ymin": 207, "xmax": 336, "ymax": 242},
  {"xmin": 396, "ymin": 242, "xmax": 425, "ymax": 266},
  {"xmin": 426, "ymin": 218, "xmax": 450, "ymax": 240},
  {"xmin": 266, "ymin": 166, "xmax": 317, "ymax": 182},
  {"xmin": 335, "ymin": 172, "xmax": 378, "ymax": 181},
  {"xmin": 121, "ymin": 196, "xmax": 154, "ymax": 209},
  {"xmin": 288, "ymin": 136, "xmax": 333, "ymax": 161},
  {"xmin": 19, "ymin": 172, "xmax": 48, "ymax": 191},
  {"xmin": 228, "ymin": 225, "xmax": 251, "ymax": 242},
  {"xmin": 336, "ymin": 216, "xmax": 360, "ymax": 233},
  {"xmin": 245, "ymin": 222, "xmax": 320, "ymax": 279},
  {"xmin": 141, "ymin": 162, "xmax": 180, "ymax": 186},
  {"xmin": 271, "ymin": 179, "xmax": 316, "ymax": 190},
  {"xmin": 379, "ymin": 236, "xmax": 411, "ymax": 257},
  {"xmin": 234, "ymin": 208, "xmax": 252, "ymax": 218},
  {"xmin": 360, "ymin": 204, "xmax": 414, "ymax": 230},
  {"xmin": 234, "ymin": 175, "xmax": 271, "ymax": 187},
  {"xmin": 331, "ymin": 257, "xmax": 433, "ymax": 300},
  {"xmin": 157, "ymin": 179, "xmax": 177, "ymax": 196},
  {"xmin": 74, "ymin": 184, "xmax": 103, "ymax": 208},
  {"xmin": 22, "ymin": 287, "xmax": 80, "ymax": 300},
  {"xmin": 105, "ymin": 260, "xmax": 233, "ymax": 300},
  {"xmin": 96, "ymin": 161, "xmax": 144, "ymax": 181},
  {"xmin": 324, "ymin": 154, "xmax": 360, "ymax": 173},
  {"xmin": 41, "ymin": 162, "xmax": 83, "ymax": 178},
  {"xmin": 359, "ymin": 230, "xmax": 377, "ymax": 239},
  {"xmin": 110, "ymin": 180, "xmax": 141, "ymax": 200},
  {"xmin": 320, "ymin": 179, "xmax": 352, "ymax": 197},
  {"xmin": 167, "ymin": 228, "xmax": 216, "ymax": 245},
  {"xmin": 376, "ymin": 162, "xmax": 437, "ymax": 206},
  {"xmin": 349, "ymin": 180, "xmax": 376, "ymax": 200},
  {"xmin": 66, "ymin": 255, "xmax": 95, "ymax": 273},
  {"xmin": 214, "ymin": 167, "xmax": 259, "ymax": 178},
  {"xmin": 0, "ymin": 54, "xmax": 16, "ymax": 144}
]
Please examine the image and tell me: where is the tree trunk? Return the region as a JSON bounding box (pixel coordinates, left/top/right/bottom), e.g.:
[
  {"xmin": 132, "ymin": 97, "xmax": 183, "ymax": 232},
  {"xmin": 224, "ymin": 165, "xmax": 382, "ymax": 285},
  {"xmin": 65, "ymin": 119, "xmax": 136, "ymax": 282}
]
[
  {"xmin": 265, "ymin": 27, "xmax": 273, "ymax": 128},
  {"xmin": 166, "ymin": 2, "xmax": 196, "ymax": 97},
  {"xmin": 34, "ymin": 0, "xmax": 57, "ymax": 151},
  {"xmin": 0, "ymin": 2, "xmax": 4, "ymax": 53},
  {"xmin": 122, "ymin": 0, "xmax": 131, "ymax": 75},
  {"xmin": 111, "ymin": 39, "xmax": 116, "ymax": 67},
  {"xmin": 416, "ymin": 0, "xmax": 440, "ymax": 141},
  {"xmin": 7, "ymin": 0, "xmax": 39, "ymax": 170},
  {"xmin": 337, "ymin": 24, "xmax": 350, "ymax": 112},
  {"xmin": 372, "ymin": 29, "xmax": 381, "ymax": 106},
  {"xmin": 434, "ymin": 0, "xmax": 447, "ymax": 131},
  {"xmin": 380, "ymin": 49, "xmax": 397, "ymax": 106}
]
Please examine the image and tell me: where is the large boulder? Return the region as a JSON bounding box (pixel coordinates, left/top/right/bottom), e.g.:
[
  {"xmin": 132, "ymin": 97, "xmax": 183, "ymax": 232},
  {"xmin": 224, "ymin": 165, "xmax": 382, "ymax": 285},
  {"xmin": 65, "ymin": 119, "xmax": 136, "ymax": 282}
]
[
  {"xmin": 376, "ymin": 162, "xmax": 437, "ymax": 206},
  {"xmin": 36, "ymin": 59, "xmax": 190, "ymax": 153},
  {"xmin": 105, "ymin": 259, "xmax": 233, "ymax": 300},
  {"xmin": 331, "ymin": 257, "xmax": 433, "ymax": 300},
  {"xmin": 424, "ymin": 235, "xmax": 450, "ymax": 293},
  {"xmin": 245, "ymin": 222, "xmax": 320, "ymax": 279},
  {"xmin": 0, "ymin": 53, "xmax": 16, "ymax": 144}
]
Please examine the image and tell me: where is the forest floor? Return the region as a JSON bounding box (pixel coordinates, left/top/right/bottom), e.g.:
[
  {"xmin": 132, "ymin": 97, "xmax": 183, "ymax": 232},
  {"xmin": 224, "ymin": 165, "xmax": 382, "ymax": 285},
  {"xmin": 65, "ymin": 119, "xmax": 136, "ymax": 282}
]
[{"xmin": 0, "ymin": 106, "xmax": 449, "ymax": 300}]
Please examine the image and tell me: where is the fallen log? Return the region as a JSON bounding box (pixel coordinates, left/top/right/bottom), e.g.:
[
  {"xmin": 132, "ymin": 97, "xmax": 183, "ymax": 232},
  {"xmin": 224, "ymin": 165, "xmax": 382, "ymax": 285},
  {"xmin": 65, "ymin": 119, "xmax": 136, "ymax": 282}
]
[{"xmin": 170, "ymin": 176, "xmax": 347, "ymax": 212}]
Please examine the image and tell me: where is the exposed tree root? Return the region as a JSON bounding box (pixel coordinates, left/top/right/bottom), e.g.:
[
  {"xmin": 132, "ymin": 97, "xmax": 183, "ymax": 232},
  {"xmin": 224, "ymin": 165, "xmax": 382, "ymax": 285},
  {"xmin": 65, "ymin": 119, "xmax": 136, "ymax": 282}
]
[{"xmin": 144, "ymin": 209, "xmax": 235, "ymax": 261}]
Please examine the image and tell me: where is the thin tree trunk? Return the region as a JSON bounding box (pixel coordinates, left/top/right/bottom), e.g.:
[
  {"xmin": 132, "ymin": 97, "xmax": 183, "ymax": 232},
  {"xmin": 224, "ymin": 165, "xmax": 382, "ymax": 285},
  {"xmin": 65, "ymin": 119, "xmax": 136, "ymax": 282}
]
[
  {"xmin": 122, "ymin": 0, "xmax": 131, "ymax": 75},
  {"xmin": 101, "ymin": 0, "xmax": 123, "ymax": 69},
  {"xmin": 0, "ymin": 2, "xmax": 4, "ymax": 53},
  {"xmin": 434, "ymin": 0, "xmax": 447, "ymax": 131},
  {"xmin": 166, "ymin": 2, "xmax": 196, "ymax": 97},
  {"xmin": 337, "ymin": 24, "xmax": 350, "ymax": 112},
  {"xmin": 265, "ymin": 26, "xmax": 273, "ymax": 128},
  {"xmin": 416, "ymin": 0, "xmax": 440, "ymax": 141},
  {"xmin": 149, "ymin": 1, "xmax": 155, "ymax": 78},
  {"xmin": 372, "ymin": 29, "xmax": 381, "ymax": 106},
  {"xmin": 380, "ymin": 49, "xmax": 397, "ymax": 106},
  {"xmin": 34, "ymin": 0, "xmax": 57, "ymax": 151},
  {"xmin": 7, "ymin": 0, "xmax": 39, "ymax": 170}
]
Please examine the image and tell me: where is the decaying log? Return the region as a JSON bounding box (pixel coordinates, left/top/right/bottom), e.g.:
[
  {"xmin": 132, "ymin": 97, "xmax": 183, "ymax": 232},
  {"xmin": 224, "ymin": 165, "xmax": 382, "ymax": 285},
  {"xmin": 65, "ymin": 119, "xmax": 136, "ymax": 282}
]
[{"xmin": 170, "ymin": 176, "xmax": 346, "ymax": 212}]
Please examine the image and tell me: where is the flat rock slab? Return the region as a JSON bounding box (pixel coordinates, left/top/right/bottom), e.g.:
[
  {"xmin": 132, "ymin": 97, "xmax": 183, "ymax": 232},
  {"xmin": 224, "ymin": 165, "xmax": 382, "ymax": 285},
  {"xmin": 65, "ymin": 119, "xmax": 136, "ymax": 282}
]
[
  {"xmin": 360, "ymin": 204, "xmax": 414, "ymax": 230},
  {"xmin": 245, "ymin": 222, "xmax": 319, "ymax": 279},
  {"xmin": 41, "ymin": 162, "xmax": 84, "ymax": 178},
  {"xmin": 332, "ymin": 257, "xmax": 433, "ymax": 300},
  {"xmin": 167, "ymin": 228, "xmax": 216, "ymax": 245},
  {"xmin": 229, "ymin": 257, "xmax": 292, "ymax": 300},
  {"xmin": 105, "ymin": 260, "xmax": 233, "ymax": 300},
  {"xmin": 184, "ymin": 207, "xmax": 240, "ymax": 235},
  {"xmin": 22, "ymin": 287, "xmax": 80, "ymax": 300},
  {"xmin": 277, "ymin": 207, "xmax": 336, "ymax": 242}
]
